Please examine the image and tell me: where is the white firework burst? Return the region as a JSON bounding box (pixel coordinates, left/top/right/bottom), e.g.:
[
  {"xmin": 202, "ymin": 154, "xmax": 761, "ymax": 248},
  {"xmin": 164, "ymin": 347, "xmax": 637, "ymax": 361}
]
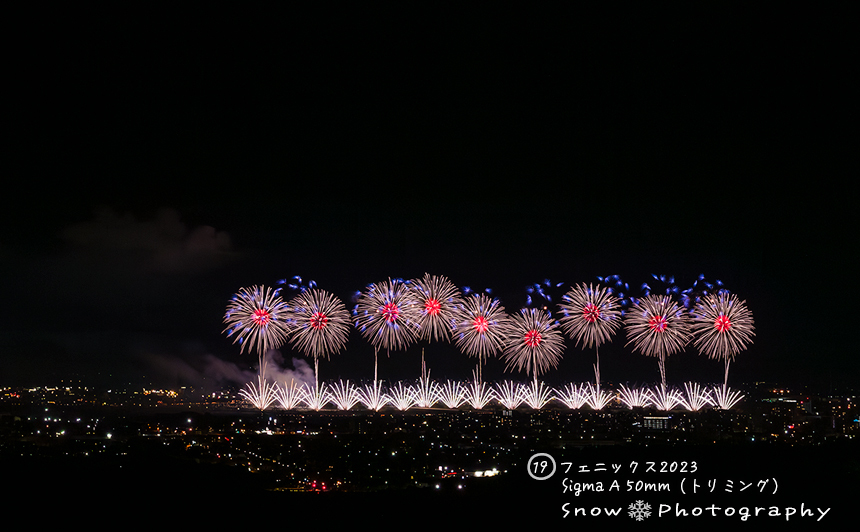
[
  {"xmin": 439, "ymin": 380, "xmax": 467, "ymax": 409},
  {"xmin": 300, "ymin": 382, "xmax": 330, "ymax": 410},
  {"xmin": 495, "ymin": 381, "xmax": 525, "ymax": 410},
  {"xmin": 223, "ymin": 285, "xmax": 292, "ymax": 357},
  {"xmin": 466, "ymin": 369, "xmax": 494, "ymax": 410},
  {"xmin": 358, "ymin": 381, "xmax": 389, "ymax": 411},
  {"xmin": 712, "ymin": 384, "xmax": 745, "ymax": 410},
  {"xmin": 554, "ymin": 382, "xmax": 589, "ymax": 409},
  {"xmin": 584, "ymin": 383, "xmax": 613, "ymax": 410},
  {"xmin": 451, "ymin": 293, "xmax": 511, "ymax": 381},
  {"xmin": 558, "ymin": 283, "xmax": 622, "ymax": 385},
  {"xmin": 618, "ymin": 384, "xmax": 651, "ymax": 409},
  {"xmin": 274, "ymin": 379, "xmax": 303, "ymax": 410},
  {"xmin": 286, "ymin": 288, "xmax": 350, "ymax": 388},
  {"xmin": 520, "ymin": 380, "xmax": 553, "ymax": 410},
  {"xmin": 410, "ymin": 273, "xmax": 463, "ymax": 343},
  {"xmin": 624, "ymin": 294, "xmax": 692, "ymax": 388},
  {"xmin": 240, "ymin": 372, "xmax": 278, "ymax": 411},
  {"xmin": 649, "ymin": 384, "xmax": 683, "ymax": 411},
  {"xmin": 690, "ymin": 292, "xmax": 755, "ymax": 388},
  {"xmin": 678, "ymin": 382, "xmax": 714, "ymax": 411},
  {"xmin": 330, "ymin": 380, "xmax": 360, "ymax": 410},
  {"xmin": 502, "ymin": 308, "xmax": 565, "ymax": 383},
  {"xmin": 387, "ymin": 382, "xmax": 417, "ymax": 411},
  {"xmin": 414, "ymin": 366, "xmax": 441, "ymax": 408}
]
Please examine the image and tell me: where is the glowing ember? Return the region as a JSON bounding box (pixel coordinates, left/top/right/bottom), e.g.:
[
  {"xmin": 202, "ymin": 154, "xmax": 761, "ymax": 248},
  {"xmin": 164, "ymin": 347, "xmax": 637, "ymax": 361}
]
[
  {"xmin": 714, "ymin": 314, "xmax": 732, "ymax": 332},
  {"xmin": 582, "ymin": 303, "xmax": 600, "ymax": 323},
  {"xmin": 648, "ymin": 315, "xmax": 668, "ymax": 332},
  {"xmin": 381, "ymin": 302, "xmax": 399, "ymax": 323},
  {"xmin": 310, "ymin": 311, "xmax": 328, "ymax": 330},
  {"xmin": 424, "ymin": 298, "xmax": 441, "ymax": 316},
  {"xmin": 524, "ymin": 330, "xmax": 542, "ymax": 347},
  {"xmin": 252, "ymin": 309, "xmax": 271, "ymax": 326}
]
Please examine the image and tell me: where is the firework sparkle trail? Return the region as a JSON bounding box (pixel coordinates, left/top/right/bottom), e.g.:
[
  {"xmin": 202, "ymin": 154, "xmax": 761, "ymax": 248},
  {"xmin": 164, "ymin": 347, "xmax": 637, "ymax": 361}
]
[
  {"xmin": 239, "ymin": 357, "xmax": 278, "ymax": 410},
  {"xmin": 275, "ymin": 380, "xmax": 303, "ymax": 410},
  {"xmin": 330, "ymin": 380, "xmax": 360, "ymax": 410}
]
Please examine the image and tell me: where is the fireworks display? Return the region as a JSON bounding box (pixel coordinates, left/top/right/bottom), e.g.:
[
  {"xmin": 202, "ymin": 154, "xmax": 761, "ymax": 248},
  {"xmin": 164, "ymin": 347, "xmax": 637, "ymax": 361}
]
[
  {"xmin": 222, "ymin": 273, "xmax": 757, "ymax": 413},
  {"xmin": 223, "ymin": 285, "xmax": 292, "ymax": 357},
  {"xmin": 689, "ymin": 291, "xmax": 754, "ymax": 408},
  {"xmin": 274, "ymin": 380, "xmax": 303, "ymax": 410},
  {"xmin": 501, "ymin": 307, "xmax": 565, "ymax": 382},
  {"xmin": 438, "ymin": 380, "xmax": 468, "ymax": 409},
  {"xmin": 410, "ymin": 273, "xmax": 463, "ymax": 343},
  {"xmin": 495, "ymin": 381, "xmax": 525, "ymax": 410}
]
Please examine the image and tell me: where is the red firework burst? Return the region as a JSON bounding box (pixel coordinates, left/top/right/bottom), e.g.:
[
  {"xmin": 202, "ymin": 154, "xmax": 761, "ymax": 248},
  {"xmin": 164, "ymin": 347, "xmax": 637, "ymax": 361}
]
[
  {"xmin": 582, "ymin": 303, "xmax": 600, "ymax": 323},
  {"xmin": 252, "ymin": 309, "xmax": 270, "ymax": 325},
  {"xmin": 524, "ymin": 329, "xmax": 542, "ymax": 347},
  {"xmin": 648, "ymin": 315, "xmax": 668, "ymax": 332},
  {"xmin": 381, "ymin": 302, "xmax": 399, "ymax": 323},
  {"xmin": 714, "ymin": 315, "xmax": 732, "ymax": 333},
  {"xmin": 310, "ymin": 311, "xmax": 329, "ymax": 330}
]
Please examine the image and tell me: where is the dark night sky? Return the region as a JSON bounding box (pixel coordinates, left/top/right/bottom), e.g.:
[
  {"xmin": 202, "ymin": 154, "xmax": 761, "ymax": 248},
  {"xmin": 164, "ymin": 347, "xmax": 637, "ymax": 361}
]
[{"xmin": 2, "ymin": 10, "xmax": 855, "ymax": 392}]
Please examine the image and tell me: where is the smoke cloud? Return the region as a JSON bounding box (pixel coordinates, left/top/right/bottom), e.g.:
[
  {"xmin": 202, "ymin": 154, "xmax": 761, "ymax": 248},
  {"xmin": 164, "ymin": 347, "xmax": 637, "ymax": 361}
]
[
  {"xmin": 59, "ymin": 206, "xmax": 234, "ymax": 273},
  {"xmin": 145, "ymin": 349, "xmax": 314, "ymax": 392}
]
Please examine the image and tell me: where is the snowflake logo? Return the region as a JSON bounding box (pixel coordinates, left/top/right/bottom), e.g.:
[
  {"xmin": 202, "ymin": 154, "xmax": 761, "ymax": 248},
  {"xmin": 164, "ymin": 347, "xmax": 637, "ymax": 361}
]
[{"xmin": 628, "ymin": 500, "xmax": 651, "ymax": 521}]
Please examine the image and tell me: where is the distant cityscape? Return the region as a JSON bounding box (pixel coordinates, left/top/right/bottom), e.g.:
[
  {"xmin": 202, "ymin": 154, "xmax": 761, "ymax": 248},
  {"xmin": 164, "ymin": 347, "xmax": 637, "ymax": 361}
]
[{"xmin": 2, "ymin": 381, "xmax": 857, "ymax": 498}]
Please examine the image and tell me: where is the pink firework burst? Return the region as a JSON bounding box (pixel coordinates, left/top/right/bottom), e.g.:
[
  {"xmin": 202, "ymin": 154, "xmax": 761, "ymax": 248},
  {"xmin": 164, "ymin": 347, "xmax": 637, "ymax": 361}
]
[
  {"xmin": 623, "ymin": 294, "xmax": 692, "ymax": 388},
  {"xmin": 452, "ymin": 294, "xmax": 511, "ymax": 380},
  {"xmin": 690, "ymin": 292, "xmax": 755, "ymax": 388},
  {"xmin": 558, "ymin": 283, "xmax": 622, "ymax": 385},
  {"xmin": 501, "ymin": 307, "xmax": 565, "ymax": 382},
  {"xmin": 287, "ymin": 288, "xmax": 351, "ymax": 388},
  {"xmin": 223, "ymin": 285, "xmax": 292, "ymax": 357},
  {"xmin": 353, "ymin": 278, "xmax": 421, "ymax": 354},
  {"xmin": 410, "ymin": 273, "xmax": 463, "ymax": 343}
]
